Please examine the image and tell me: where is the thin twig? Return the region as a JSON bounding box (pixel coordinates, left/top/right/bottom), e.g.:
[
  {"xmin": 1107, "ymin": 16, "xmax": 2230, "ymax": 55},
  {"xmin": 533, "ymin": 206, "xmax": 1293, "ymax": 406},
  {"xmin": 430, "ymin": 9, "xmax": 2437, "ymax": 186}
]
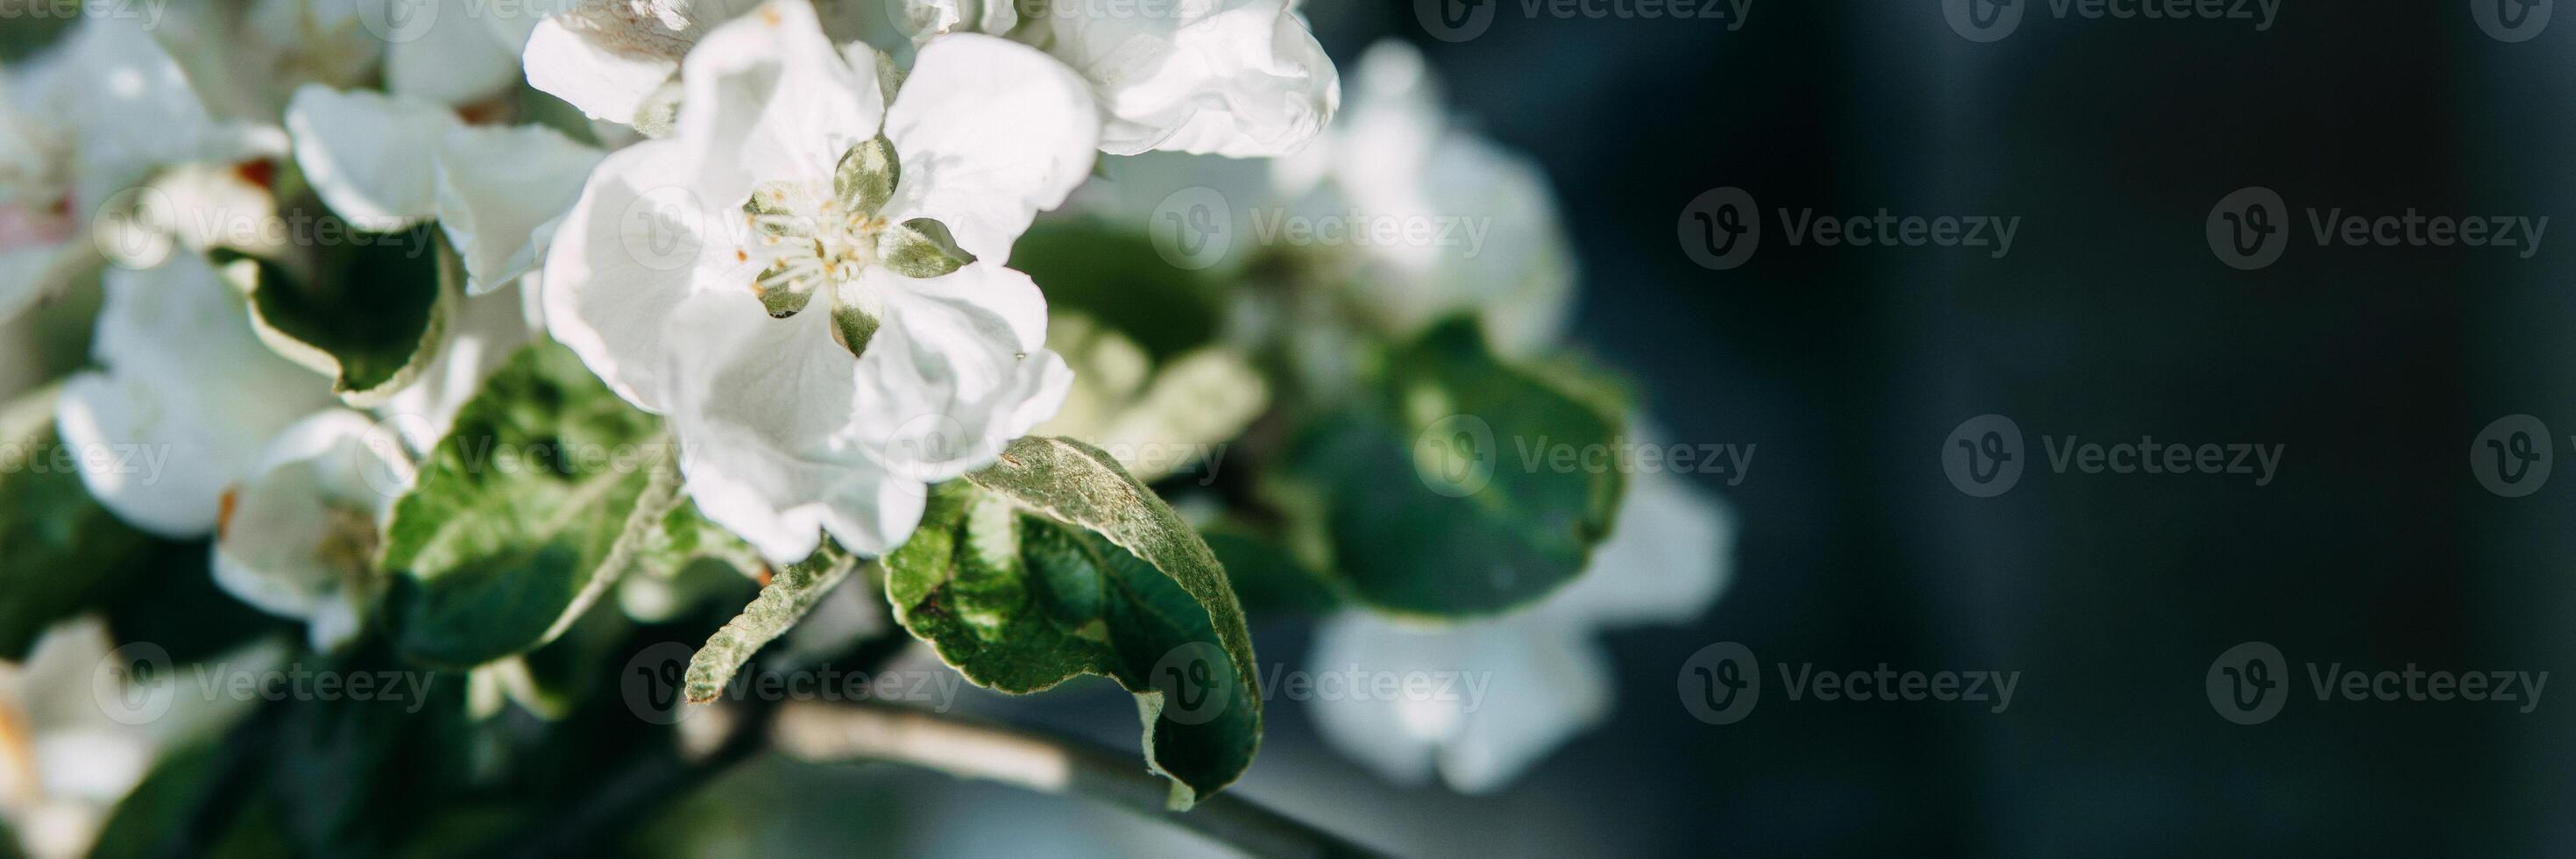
[{"xmin": 771, "ymin": 699, "xmax": 1391, "ymax": 859}]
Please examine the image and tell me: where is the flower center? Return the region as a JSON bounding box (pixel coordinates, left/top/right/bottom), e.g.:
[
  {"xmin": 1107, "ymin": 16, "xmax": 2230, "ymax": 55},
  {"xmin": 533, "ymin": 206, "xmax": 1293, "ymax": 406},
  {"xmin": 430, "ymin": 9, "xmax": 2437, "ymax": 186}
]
[{"xmin": 734, "ymin": 137, "xmax": 975, "ymax": 359}]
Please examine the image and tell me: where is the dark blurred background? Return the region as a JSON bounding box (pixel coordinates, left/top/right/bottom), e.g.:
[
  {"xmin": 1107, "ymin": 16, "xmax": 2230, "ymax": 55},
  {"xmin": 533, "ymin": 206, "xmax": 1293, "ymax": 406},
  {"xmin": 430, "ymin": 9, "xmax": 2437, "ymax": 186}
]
[{"xmin": 1120, "ymin": 0, "xmax": 2572, "ymax": 855}]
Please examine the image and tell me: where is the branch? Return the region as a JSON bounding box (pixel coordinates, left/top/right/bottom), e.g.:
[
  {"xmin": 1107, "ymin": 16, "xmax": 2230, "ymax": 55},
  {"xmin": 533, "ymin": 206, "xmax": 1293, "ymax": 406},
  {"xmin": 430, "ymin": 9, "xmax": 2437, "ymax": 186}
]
[{"xmin": 771, "ymin": 700, "xmax": 1389, "ymax": 859}]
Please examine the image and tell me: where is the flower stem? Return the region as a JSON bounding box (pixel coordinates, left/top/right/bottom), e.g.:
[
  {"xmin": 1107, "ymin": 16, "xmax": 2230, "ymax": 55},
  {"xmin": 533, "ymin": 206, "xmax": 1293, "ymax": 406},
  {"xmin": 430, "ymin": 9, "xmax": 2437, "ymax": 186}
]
[{"xmin": 771, "ymin": 700, "xmax": 1389, "ymax": 859}]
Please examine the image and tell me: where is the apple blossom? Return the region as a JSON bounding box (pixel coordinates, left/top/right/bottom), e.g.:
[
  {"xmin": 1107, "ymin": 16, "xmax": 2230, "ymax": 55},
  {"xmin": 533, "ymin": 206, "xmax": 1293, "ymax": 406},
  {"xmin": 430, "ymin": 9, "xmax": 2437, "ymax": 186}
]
[{"xmin": 543, "ymin": 0, "xmax": 1089, "ymax": 562}]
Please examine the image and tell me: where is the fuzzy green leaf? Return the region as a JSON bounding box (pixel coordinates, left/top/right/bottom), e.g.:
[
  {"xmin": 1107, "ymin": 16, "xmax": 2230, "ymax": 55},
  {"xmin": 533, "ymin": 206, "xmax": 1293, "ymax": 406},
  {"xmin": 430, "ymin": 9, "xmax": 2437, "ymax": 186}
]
[
  {"xmin": 1265, "ymin": 317, "xmax": 1629, "ymax": 618},
  {"xmin": 684, "ymin": 546, "xmax": 862, "ymax": 704},
  {"xmin": 885, "ymin": 437, "xmax": 1261, "ymax": 810},
  {"xmin": 377, "ymin": 343, "xmax": 677, "ymax": 667}
]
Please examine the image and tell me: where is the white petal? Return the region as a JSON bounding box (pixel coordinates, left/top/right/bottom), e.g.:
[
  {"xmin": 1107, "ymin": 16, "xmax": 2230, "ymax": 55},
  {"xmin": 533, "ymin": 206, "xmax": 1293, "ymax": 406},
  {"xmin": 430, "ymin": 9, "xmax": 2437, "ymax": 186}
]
[
  {"xmin": 540, "ymin": 139, "xmax": 735, "ymax": 412},
  {"xmin": 433, "ymin": 122, "xmax": 605, "ymax": 293},
  {"xmin": 858, "ymin": 264, "xmax": 1071, "ymax": 482},
  {"xmin": 386, "ymin": 0, "xmax": 527, "ymax": 107},
  {"xmin": 286, "ymin": 85, "xmax": 454, "ymax": 231},
  {"xmin": 661, "ymin": 290, "xmax": 924, "ymax": 560},
  {"xmin": 1306, "ymin": 611, "xmax": 1610, "ymax": 794},
  {"xmin": 1037, "ymin": 0, "xmax": 1336, "ymax": 157},
  {"xmin": 523, "ymin": 15, "xmax": 678, "ymax": 124},
  {"xmin": 54, "ymin": 18, "xmax": 218, "ymax": 174},
  {"xmin": 56, "ymin": 255, "xmax": 334, "ymax": 537},
  {"xmin": 211, "ymin": 410, "xmax": 412, "ymax": 647},
  {"xmin": 1543, "ymin": 449, "xmax": 1735, "ymax": 628},
  {"xmin": 881, "ymin": 33, "xmax": 1096, "ymax": 261},
  {"xmin": 676, "ymin": 0, "xmax": 884, "ymax": 207}
]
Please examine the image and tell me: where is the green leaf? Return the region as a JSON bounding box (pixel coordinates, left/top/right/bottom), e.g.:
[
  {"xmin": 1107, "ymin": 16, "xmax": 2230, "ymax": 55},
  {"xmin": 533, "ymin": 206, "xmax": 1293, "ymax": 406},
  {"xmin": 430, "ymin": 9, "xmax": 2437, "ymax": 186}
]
[
  {"xmin": 833, "ymin": 135, "xmax": 900, "ymax": 216},
  {"xmin": 215, "ymin": 231, "xmax": 459, "ymax": 408},
  {"xmin": 684, "ymin": 546, "xmax": 862, "ymax": 704},
  {"xmin": 83, "ymin": 742, "xmax": 294, "ymax": 859},
  {"xmin": 1265, "ymin": 317, "xmax": 1628, "ymax": 618},
  {"xmin": 0, "ymin": 386, "xmax": 195, "ymax": 659},
  {"xmin": 378, "ymin": 343, "xmax": 676, "ymax": 668},
  {"xmin": 885, "ymin": 437, "xmax": 1261, "ymax": 810},
  {"xmin": 1200, "ymin": 524, "xmax": 1337, "ymax": 617}
]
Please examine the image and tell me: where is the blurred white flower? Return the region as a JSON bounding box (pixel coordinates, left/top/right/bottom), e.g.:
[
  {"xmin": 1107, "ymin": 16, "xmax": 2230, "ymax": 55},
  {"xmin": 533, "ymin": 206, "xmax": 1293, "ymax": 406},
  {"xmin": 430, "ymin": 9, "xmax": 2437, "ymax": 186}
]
[
  {"xmin": 284, "ymin": 84, "xmax": 605, "ymax": 294},
  {"xmin": 211, "ymin": 410, "xmax": 417, "ymax": 650},
  {"xmin": 56, "ymin": 252, "xmax": 337, "ymax": 538},
  {"xmin": 0, "ymin": 18, "xmax": 287, "ymax": 324},
  {"xmin": 891, "ymin": 0, "xmax": 1339, "ymax": 157},
  {"xmin": 1307, "ymin": 450, "xmax": 1736, "ymax": 793},
  {"xmin": 1273, "ymin": 40, "xmax": 1575, "ymax": 358},
  {"xmin": 0, "ymin": 620, "xmax": 156, "ymax": 859},
  {"xmin": 543, "ymin": 1, "xmax": 1086, "ymax": 563}
]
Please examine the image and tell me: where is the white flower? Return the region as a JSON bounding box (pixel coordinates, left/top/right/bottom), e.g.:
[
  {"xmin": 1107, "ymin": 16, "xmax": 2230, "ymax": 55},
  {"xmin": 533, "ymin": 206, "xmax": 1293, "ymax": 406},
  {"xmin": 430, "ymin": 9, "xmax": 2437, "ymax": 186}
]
[
  {"xmin": 544, "ymin": 0, "xmax": 1090, "ymax": 563},
  {"xmin": 890, "ymin": 0, "xmax": 1339, "ymax": 157},
  {"xmin": 211, "ymin": 410, "xmax": 417, "ymax": 650},
  {"xmin": 0, "ymin": 621, "xmax": 155, "ymax": 859},
  {"xmin": 1306, "ymin": 450, "xmax": 1736, "ymax": 792},
  {"xmin": 1273, "ymin": 40, "xmax": 1574, "ymax": 358},
  {"xmin": 523, "ymin": 0, "xmax": 754, "ymax": 127},
  {"xmin": 384, "ymin": 0, "xmax": 535, "ymax": 108},
  {"xmin": 284, "ymin": 84, "xmax": 605, "ymax": 294},
  {"xmin": 56, "ymin": 252, "xmax": 338, "ymax": 538},
  {"xmin": 0, "ymin": 18, "xmax": 287, "ymax": 324}
]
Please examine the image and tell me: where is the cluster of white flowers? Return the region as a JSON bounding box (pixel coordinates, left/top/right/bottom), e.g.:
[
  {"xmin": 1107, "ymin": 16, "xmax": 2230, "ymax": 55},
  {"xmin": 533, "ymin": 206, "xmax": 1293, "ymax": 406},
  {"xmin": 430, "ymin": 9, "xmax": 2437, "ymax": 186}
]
[
  {"xmin": 0, "ymin": 0, "xmax": 1338, "ymax": 643},
  {"xmin": 0, "ymin": 1, "xmax": 1729, "ymax": 839}
]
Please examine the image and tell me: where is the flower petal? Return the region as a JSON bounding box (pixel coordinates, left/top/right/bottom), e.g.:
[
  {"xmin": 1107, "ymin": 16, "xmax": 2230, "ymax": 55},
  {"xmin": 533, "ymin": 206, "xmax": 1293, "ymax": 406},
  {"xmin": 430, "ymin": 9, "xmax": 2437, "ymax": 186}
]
[
  {"xmin": 57, "ymin": 254, "xmax": 335, "ymax": 537},
  {"xmin": 433, "ymin": 122, "xmax": 605, "ymax": 293},
  {"xmin": 523, "ymin": 14, "xmax": 679, "ymax": 125},
  {"xmin": 386, "ymin": 0, "xmax": 527, "ymax": 107},
  {"xmin": 1037, "ymin": 0, "xmax": 1336, "ymax": 157},
  {"xmin": 856, "ymin": 263, "xmax": 1071, "ymax": 482},
  {"xmin": 676, "ymin": 0, "xmax": 884, "ymax": 207},
  {"xmin": 210, "ymin": 409, "xmax": 413, "ymax": 650},
  {"xmin": 880, "ymin": 33, "xmax": 1096, "ymax": 261},
  {"xmin": 540, "ymin": 139, "xmax": 736, "ymax": 412},
  {"xmin": 286, "ymin": 85, "xmax": 453, "ymax": 231},
  {"xmin": 1306, "ymin": 610, "xmax": 1611, "ymax": 793},
  {"xmin": 660, "ymin": 289, "xmax": 924, "ymax": 561}
]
